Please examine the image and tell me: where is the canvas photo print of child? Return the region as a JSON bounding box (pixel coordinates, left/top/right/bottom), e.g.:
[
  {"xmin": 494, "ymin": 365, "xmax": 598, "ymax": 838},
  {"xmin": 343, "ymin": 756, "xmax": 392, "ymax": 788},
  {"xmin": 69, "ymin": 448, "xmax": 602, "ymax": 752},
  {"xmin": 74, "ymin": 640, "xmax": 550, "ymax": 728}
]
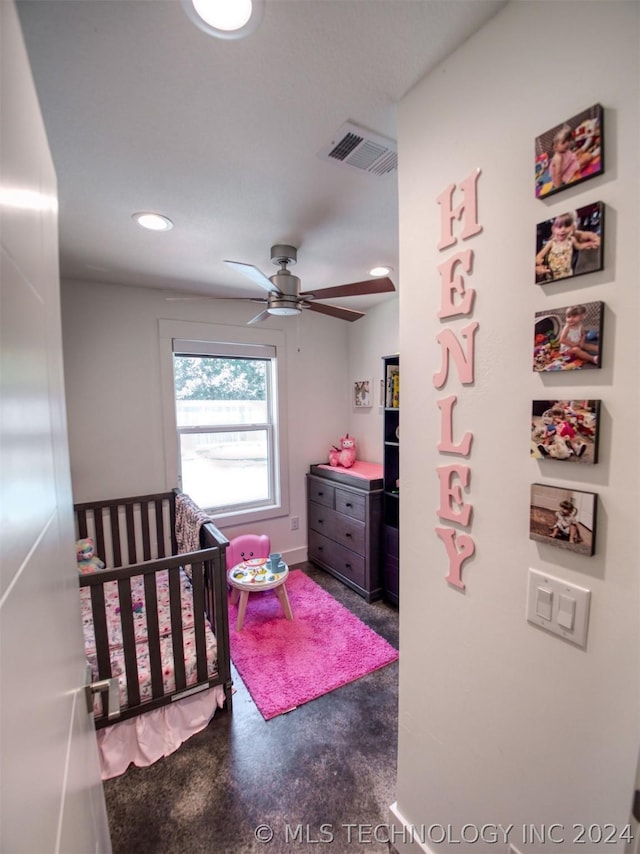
[
  {"xmin": 533, "ymin": 301, "xmax": 603, "ymax": 372},
  {"xmin": 534, "ymin": 103, "xmax": 603, "ymax": 199},
  {"xmin": 535, "ymin": 202, "xmax": 604, "ymax": 285},
  {"xmin": 531, "ymin": 400, "xmax": 600, "ymax": 464},
  {"xmin": 530, "ymin": 483, "xmax": 597, "ymax": 556}
]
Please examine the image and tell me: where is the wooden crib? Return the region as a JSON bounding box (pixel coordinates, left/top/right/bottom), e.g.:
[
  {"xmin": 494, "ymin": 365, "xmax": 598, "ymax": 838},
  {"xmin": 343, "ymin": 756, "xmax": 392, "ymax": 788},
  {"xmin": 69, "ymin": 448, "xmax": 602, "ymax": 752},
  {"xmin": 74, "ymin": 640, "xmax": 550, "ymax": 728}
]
[{"xmin": 75, "ymin": 490, "xmax": 232, "ymax": 730}]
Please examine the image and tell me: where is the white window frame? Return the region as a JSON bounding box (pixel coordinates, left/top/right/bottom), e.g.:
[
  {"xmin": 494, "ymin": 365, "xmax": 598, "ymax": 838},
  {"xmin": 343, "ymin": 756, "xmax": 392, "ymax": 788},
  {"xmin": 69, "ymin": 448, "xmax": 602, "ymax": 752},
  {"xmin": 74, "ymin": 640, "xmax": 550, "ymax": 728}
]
[{"xmin": 159, "ymin": 319, "xmax": 290, "ymax": 526}]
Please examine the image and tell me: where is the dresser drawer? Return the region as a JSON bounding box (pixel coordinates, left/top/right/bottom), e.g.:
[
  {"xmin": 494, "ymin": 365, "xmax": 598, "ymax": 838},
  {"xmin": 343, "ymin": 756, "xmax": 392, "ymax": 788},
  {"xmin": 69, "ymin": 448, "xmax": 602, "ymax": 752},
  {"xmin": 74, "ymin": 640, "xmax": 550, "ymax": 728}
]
[
  {"xmin": 308, "ymin": 530, "xmax": 365, "ymax": 588},
  {"xmin": 308, "ymin": 477, "xmax": 335, "ymax": 509},
  {"xmin": 333, "ymin": 514, "xmax": 365, "ymax": 554},
  {"xmin": 335, "ymin": 487, "xmax": 366, "ymax": 522},
  {"xmin": 308, "ymin": 500, "xmax": 335, "ymax": 535},
  {"xmin": 308, "ymin": 502, "xmax": 365, "ymax": 555}
]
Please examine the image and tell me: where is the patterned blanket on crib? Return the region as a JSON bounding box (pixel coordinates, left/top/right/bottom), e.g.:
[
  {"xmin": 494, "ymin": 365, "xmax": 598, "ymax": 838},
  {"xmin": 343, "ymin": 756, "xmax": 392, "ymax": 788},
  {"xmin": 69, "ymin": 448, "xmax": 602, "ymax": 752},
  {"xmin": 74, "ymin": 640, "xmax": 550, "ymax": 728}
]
[{"xmin": 175, "ymin": 492, "xmax": 215, "ymax": 555}]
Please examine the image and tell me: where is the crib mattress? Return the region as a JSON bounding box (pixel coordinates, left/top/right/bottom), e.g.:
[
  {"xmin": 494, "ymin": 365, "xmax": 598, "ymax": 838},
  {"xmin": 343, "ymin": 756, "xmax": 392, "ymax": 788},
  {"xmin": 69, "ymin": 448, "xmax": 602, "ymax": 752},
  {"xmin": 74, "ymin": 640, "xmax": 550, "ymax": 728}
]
[{"xmin": 81, "ymin": 568, "xmax": 218, "ymax": 711}]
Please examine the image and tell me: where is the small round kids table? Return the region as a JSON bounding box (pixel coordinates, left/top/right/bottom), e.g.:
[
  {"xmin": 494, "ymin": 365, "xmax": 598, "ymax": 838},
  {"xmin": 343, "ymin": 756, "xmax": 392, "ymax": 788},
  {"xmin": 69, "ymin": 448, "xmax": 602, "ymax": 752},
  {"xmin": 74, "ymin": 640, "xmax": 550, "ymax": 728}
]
[{"xmin": 227, "ymin": 558, "xmax": 294, "ymax": 631}]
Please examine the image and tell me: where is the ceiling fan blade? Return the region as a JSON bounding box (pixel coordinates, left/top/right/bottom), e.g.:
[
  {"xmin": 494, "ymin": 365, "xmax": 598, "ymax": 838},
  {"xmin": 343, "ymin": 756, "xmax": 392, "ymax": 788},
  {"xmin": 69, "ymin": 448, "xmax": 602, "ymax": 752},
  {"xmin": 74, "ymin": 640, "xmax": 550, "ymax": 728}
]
[
  {"xmin": 224, "ymin": 260, "xmax": 281, "ymax": 294},
  {"xmin": 305, "ymin": 302, "xmax": 365, "ymax": 322},
  {"xmin": 165, "ymin": 295, "xmax": 214, "ymax": 301},
  {"xmin": 165, "ymin": 295, "xmax": 267, "ymax": 304},
  {"xmin": 299, "ymin": 276, "xmax": 395, "ymax": 301},
  {"xmin": 247, "ymin": 309, "xmax": 272, "ymax": 325}
]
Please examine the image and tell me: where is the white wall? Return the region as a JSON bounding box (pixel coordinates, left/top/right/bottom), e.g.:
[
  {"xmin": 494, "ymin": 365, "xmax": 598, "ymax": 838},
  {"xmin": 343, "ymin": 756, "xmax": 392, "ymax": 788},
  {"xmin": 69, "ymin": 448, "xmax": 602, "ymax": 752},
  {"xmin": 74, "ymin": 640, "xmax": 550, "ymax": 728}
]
[
  {"xmin": 1, "ymin": 3, "xmax": 110, "ymax": 850},
  {"xmin": 348, "ymin": 296, "xmax": 399, "ymax": 462},
  {"xmin": 394, "ymin": 3, "xmax": 639, "ymax": 852},
  {"xmin": 61, "ymin": 280, "xmax": 395, "ymax": 556}
]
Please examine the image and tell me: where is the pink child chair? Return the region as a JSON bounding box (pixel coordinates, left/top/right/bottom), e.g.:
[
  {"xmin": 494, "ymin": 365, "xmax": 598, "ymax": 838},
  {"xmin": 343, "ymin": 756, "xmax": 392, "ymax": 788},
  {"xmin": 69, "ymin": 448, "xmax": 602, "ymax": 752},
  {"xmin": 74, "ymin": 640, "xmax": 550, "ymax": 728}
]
[{"xmin": 226, "ymin": 534, "xmax": 271, "ymax": 572}]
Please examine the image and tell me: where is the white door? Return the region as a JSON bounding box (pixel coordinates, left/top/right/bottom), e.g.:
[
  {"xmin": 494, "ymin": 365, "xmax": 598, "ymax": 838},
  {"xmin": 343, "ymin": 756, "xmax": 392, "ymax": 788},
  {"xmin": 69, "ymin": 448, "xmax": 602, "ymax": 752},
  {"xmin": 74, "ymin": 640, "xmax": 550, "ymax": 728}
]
[{"xmin": 0, "ymin": 3, "xmax": 111, "ymax": 851}]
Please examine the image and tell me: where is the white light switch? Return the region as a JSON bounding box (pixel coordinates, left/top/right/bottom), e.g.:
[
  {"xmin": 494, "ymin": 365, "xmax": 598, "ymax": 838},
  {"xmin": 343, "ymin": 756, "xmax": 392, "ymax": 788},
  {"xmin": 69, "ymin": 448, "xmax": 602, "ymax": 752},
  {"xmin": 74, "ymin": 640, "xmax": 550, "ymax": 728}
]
[
  {"xmin": 526, "ymin": 569, "xmax": 591, "ymax": 648},
  {"xmin": 557, "ymin": 594, "xmax": 576, "ymax": 630},
  {"xmin": 536, "ymin": 587, "xmax": 553, "ymax": 621}
]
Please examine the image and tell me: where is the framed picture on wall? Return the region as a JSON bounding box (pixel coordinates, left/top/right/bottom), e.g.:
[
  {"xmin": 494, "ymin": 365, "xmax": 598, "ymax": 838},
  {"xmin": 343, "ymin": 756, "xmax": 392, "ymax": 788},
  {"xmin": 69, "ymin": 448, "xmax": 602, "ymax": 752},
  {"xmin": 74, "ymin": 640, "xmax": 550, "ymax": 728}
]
[
  {"xmin": 531, "ymin": 400, "xmax": 601, "ymax": 464},
  {"xmin": 535, "ymin": 201, "xmax": 604, "ymax": 285},
  {"xmin": 530, "ymin": 483, "xmax": 597, "ymax": 556},
  {"xmin": 354, "ymin": 379, "xmax": 372, "ymax": 407},
  {"xmin": 533, "ymin": 300, "xmax": 603, "ymax": 372},
  {"xmin": 535, "ymin": 103, "xmax": 603, "ymax": 199}
]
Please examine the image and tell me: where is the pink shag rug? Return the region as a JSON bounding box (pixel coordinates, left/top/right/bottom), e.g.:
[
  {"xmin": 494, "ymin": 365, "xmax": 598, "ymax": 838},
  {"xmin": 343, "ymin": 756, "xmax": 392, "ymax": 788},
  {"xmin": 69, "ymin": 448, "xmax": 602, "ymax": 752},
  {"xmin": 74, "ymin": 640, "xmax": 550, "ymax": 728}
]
[{"xmin": 228, "ymin": 569, "xmax": 398, "ymax": 720}]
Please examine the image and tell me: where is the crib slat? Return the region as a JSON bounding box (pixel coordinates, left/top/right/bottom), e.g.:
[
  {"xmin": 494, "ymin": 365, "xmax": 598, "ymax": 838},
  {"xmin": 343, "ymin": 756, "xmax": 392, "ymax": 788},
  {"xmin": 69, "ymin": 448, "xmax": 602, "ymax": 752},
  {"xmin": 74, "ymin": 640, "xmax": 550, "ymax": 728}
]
[
  {"xmin": 155, "ymin": 499, "xmax": 166, "ymax": 558},
  {"xmin": 125, "ymin": 503, "xmax": 137, "ymax": 565},
  {"xmin": 90, "ymin": 584, "xmax": 112, "ymax": 680},
  {"xmin": 117, "ymin": 578, "xmax": 140, "ymax": 709},
  {"xmin": 110, "ymin": 505, "xmax": 122, "ymax": 567},
  {"xmin": 141, "ymin": 501, "xmax": 152, "ymax": 562},
  {"xmin": 143, "ymin": 572, "xmax": 164, "ymax": 699},
  {"xmin": 169, "ymin": 493, "xmax": 178, "ymax": 555},
  {"xmin": 76, "ymin": 509, "xmax": 88, "ymax": 539},
  {"xmin": 94, "ymin": 509, "xmax": 106, "ymax": 566},
  {"xmin": 168, "ymin": 567, "xmax": 186, "ymax": 690},
  {"xmin": 201, "ymin": 522, "xmax": 232, "ymax": 701},
  {"xmin": 191, "ymin": 561, "xmax": 208, "ymax": 683}
]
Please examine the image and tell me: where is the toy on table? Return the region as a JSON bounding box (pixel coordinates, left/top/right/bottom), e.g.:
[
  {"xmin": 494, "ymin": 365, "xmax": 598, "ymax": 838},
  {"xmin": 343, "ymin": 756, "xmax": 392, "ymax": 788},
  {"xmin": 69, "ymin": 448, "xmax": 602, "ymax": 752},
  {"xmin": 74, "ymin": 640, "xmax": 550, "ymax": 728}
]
[
  {"xmin": 76, "ymin": 538, "xmax": 105, "ymax": 573},
  {"xmin": 328, "ymin": 433, "xmax": 356, "ymax": 468}
]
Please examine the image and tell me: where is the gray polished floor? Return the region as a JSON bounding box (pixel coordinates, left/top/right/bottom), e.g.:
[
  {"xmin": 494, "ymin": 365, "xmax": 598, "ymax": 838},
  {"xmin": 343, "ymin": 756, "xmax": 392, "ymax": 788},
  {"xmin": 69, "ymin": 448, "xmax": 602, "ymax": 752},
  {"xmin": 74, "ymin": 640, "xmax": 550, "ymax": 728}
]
[{"xmin": 104, "ymin": 563, "xmax": 399, "ymax": 854}]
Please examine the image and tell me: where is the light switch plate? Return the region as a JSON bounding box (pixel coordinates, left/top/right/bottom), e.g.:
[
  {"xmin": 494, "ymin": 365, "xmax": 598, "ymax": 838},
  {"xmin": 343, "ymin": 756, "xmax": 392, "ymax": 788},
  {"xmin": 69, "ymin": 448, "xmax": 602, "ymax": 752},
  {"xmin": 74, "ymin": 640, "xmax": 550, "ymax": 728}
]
[{"xmin": 526, "ymin": 568, "xmax": 591, "ymax": 648}]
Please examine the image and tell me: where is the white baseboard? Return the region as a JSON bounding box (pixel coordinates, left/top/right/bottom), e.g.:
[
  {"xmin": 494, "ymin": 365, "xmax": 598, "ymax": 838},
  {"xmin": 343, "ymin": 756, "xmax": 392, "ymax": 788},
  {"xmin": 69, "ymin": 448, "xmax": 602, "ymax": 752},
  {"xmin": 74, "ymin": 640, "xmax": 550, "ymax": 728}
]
[
  {"xmin": 388, "ymin": 802, "xmax": 436, "ymax": 854},
  {"xmin": 285, "ymin": 547, "xmax": 309, "ymax": 566}
]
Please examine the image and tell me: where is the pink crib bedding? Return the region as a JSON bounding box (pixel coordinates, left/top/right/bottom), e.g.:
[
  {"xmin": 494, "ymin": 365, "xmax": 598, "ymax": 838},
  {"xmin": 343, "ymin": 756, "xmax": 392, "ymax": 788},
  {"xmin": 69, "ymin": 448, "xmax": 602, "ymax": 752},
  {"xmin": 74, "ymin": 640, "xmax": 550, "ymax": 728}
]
[
  {"xmin": 81, "ymin": 568, "xmax": 218, "ymax": 711},
  {"xmin": 96, "ymin": 685, "xmax": 226, "ymax": 779}
]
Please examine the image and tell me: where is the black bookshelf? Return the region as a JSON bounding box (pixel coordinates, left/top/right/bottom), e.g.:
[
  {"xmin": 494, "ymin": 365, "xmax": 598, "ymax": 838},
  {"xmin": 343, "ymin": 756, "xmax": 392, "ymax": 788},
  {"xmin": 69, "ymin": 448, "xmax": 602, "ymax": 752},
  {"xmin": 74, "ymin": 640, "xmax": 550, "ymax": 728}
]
[{"xmin": 382, "ymin": 354, "xmax": 399, "ymax": 605}]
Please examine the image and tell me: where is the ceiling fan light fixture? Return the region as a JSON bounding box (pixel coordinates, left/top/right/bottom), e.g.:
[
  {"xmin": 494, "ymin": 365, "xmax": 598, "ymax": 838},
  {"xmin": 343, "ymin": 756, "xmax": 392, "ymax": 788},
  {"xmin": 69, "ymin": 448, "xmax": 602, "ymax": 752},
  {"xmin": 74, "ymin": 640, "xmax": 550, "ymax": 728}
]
[
  {"xmin": 369, "ymin": 265, "xmax": 392, "ymax": 277},
  {"xmin": 268, "ymin": 306, "xmax": 300, "ymax": 316},
  {"xmin": 182, "ymin": 0, "xmax": 264, "ymax": 40},
  {"xmin": 133, "ymin": 212, "xmax": 173, "ymax": 231}
]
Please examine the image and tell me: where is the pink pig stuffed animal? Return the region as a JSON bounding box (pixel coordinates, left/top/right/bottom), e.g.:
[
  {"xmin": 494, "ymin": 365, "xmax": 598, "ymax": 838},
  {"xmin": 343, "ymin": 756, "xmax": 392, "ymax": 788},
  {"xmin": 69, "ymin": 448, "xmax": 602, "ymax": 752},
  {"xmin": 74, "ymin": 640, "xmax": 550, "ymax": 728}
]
[{"xmin": 328, "ymin": 433, "xmax": 356, "ymax": 468}]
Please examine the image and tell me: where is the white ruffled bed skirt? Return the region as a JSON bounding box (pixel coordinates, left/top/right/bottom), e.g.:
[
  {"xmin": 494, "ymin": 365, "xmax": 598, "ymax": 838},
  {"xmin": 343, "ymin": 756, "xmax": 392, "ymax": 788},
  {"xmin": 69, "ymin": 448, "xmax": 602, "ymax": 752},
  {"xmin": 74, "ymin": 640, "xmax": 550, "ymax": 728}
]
[{"xmin": 97, "ymin": 684, "xmax": 226, "ymax": 779}]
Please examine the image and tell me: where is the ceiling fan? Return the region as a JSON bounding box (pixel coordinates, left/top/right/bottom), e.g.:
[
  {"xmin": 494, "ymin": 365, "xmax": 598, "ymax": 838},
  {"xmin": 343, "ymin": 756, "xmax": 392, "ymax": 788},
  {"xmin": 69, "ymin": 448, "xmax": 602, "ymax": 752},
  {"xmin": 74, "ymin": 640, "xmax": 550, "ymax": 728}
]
[{"xmin": 213, "ymin": 244, "xmax": 395, "ymax": 324}]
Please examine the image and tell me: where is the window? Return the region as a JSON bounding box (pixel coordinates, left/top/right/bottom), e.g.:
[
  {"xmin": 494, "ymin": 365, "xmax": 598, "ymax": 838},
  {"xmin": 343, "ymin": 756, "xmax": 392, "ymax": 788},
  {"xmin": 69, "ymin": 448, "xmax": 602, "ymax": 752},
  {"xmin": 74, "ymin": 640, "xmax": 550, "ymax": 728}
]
[
  {"xmin": 160, "ymin": 320, "xmax": 289, "ymax": 527},
  {"xmin": 173, "ymin": 340, "xmax": 280, "ymax": 516}
]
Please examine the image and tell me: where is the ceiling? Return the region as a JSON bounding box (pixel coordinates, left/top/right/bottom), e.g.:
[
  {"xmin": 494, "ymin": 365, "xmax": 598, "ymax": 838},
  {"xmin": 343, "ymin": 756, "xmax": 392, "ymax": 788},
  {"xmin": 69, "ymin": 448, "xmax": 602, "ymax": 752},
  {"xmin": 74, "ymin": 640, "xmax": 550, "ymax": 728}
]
[{"xmin": 17, "ymin": 0, "xmax": 505, "ymax": 315}]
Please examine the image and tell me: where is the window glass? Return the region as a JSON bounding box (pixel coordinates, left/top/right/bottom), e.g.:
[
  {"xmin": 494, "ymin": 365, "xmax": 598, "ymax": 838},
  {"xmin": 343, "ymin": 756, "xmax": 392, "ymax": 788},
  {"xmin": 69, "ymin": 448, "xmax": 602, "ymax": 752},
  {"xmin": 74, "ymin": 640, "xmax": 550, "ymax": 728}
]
[{"xmin": 173, "ymin": 352, "xmax": 276, "ymax": 515}]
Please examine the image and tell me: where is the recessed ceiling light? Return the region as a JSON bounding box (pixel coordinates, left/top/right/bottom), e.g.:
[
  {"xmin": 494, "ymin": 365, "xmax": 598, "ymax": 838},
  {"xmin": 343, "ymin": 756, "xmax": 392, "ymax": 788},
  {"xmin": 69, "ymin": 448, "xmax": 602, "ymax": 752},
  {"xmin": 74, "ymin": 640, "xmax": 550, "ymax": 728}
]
[
  {"xmin": 132, "ymin": 212, "xmax": 174, "ymax": 232},
  {"xmin": 181, "ymin": 0, "xmax": 264, "ymax": 40},
  {"xmin": 370, "ymin": 266, "xmax": 392, "ymax": 277}
]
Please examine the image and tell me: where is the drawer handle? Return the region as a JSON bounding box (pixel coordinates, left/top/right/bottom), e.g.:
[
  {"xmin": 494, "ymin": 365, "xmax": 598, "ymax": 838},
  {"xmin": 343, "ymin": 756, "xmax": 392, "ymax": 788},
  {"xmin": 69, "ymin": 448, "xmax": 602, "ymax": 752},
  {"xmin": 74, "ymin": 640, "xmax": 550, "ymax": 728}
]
[
  {"xmin": 317, "ymin": 491, "xmax": 324, "ymax": 496},
  {"xmin": 345, "ymin": 563, "xmax": 351, "ymax": 569},
  {"xmin": 345, "ymin": 502, "xmax": 352, "ymax": 508},
  {"xmin": 345, "ymin": 532, "xmax": 352, "ymax": 538},
  {"xmin": 318, "ymin": 546, "xmax": 324, "ymax": 552},
  {"xmin": 318, "ymin": 518, "xmax": 324, "ymax": 525}
]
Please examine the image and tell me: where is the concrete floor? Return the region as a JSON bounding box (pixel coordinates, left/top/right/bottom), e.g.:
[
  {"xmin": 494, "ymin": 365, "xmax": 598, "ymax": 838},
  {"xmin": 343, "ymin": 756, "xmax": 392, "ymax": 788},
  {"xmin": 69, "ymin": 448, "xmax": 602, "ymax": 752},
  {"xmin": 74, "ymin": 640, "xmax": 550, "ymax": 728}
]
[{"xmin": 104, "ymin": 563, "xmax": 399, "ymax": 854}]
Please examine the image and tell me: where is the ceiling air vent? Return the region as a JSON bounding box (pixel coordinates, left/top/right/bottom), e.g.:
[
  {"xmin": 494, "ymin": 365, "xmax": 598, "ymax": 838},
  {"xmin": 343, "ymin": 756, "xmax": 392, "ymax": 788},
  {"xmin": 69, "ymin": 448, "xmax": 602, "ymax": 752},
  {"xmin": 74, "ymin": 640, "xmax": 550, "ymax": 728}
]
[{"xmin": 319, "ymin": 121, "xmax": 397, "ymax": 176}]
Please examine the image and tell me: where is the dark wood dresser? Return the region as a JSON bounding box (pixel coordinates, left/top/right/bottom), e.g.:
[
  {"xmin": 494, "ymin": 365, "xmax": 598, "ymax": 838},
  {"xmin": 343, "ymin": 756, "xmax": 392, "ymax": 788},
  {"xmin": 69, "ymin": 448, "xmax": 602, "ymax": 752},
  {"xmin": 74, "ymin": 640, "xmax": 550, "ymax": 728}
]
[{"xmin": 306, "ymin": 462, "xmax": 383, "ymax": 602}]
